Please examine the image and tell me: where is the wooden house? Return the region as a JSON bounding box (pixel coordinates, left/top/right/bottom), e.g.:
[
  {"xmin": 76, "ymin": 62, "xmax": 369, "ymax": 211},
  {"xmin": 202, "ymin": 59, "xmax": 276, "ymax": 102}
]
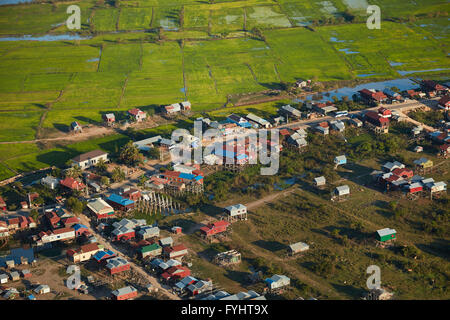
[
  {"xmin": 163, "ymin": 244, "xmax": 188, "ymax": 259},
  {"xmin": 200, "ymin": 220, "xmax": 230, "ymax": 238},
  {"xmin": 105, "ymin": 257, "xmax": 130, "ymax": 275},
  {"xmin": 376, "ymin": 228, "xmax": 396, "ymax": 242},
  {"xmin": 106, "ymin": 194, "xmax": 135, "ymax": 212},
  {"xmin": 111, "ymin": 286, "xmax": 138, "ymax": 300},
  {"xmin": 127, "ymin": 108, "xmax": 146, "ymax": 122}
]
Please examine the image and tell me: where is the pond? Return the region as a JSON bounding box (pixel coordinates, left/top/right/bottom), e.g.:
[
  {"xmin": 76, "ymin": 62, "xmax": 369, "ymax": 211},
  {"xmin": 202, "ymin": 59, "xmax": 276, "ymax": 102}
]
[
  {"xmin": 293, "ymin": 78, "xmax": 420, "ymax": 103},
  {"xmin": 0, "ymin": 0, "xmax": 33, "ymax": 5},
  {"xmin": 397, "ymin": 68, "xmax": 450, "ymax": 76},
  {"xmin": 339, "ymin": 48, "xmax": 360, "ymax": 54},
  {"xmin": 357, "ymin": 73, "xmax": 384, "ymax": 78}
]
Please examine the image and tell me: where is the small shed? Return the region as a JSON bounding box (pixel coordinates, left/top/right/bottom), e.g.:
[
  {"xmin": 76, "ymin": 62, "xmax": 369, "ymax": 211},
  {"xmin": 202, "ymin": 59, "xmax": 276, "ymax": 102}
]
[
  {"xmin": 9, "ymin": 271, "xmax": 20, "ymax": 281},
  {"xmin": 288, "ymin": 242, "xmax": 309, "ymax": 255},
  {"xmin": 34, "ymin": 284, "xmax": 51, "ymax": 295},
  {"xmin": 334, "ymin": 155, "xmax": 347, "ymax": 166},
  {"xmin": 265, "ymin": 274, "xmax": 290, "ymax": 290},
  {"xmin": 334, "ymin": 185, "xmax": 350, "ymax": 197},
  {"xmin": 5, "ymin": 259, "xmax": 15, "ymax": 268},
  {"xmin": 376, "ymin": 228, "xmax": 396, "ymax": 242},
  {"xmin": 71, "ymin": 121, "xmax": 82, "ymax": 133},
  {"xmin": 213, "ymin": 250, "xmax": 241, "ymax": 266},
  {"xmin": 171, "ymin": 226, "xmax": 182, "ymax": 234},
  {"xmin": 413, "ymin": 146, "xmax": 423, "ymax": 153},
  {"xmin": 21, "ymin": 269, "xmax": 32, "ymax": 278},
  {"xmin": 0, "ymin": 273, "xmax": 8, "ymax": 284},
  {"xmin": 314, "ymin": 176, "xmax": 326, "ymax": 187}
]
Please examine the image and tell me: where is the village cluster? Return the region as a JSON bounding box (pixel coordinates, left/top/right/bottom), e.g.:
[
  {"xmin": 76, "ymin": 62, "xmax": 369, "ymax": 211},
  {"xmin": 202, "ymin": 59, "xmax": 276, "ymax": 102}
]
[{"xmin": 0, "ymin": 78, "xmax": 449, "ymax": 301}]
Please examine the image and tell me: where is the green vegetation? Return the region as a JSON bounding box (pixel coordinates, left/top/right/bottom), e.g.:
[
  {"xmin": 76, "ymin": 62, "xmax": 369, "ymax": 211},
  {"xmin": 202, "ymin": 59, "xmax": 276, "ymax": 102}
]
[{"xmin": 0, "ymin": 1, "xmax": 448, "ymax": 180}]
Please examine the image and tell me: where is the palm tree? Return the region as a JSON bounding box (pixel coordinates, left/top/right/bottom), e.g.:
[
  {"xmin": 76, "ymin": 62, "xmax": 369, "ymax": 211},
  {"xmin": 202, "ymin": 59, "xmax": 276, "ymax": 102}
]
[
  {"xmin": 66, "ymin": 165, "xmax": 82, "ymax": 179},
  {"xmin": 96, "ymin": 158, "xmax": 107, "ymax": 173}
]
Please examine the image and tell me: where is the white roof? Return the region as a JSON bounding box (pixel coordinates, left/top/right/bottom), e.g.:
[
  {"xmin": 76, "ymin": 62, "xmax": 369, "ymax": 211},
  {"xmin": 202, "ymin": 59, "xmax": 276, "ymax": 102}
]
[
  {"xmin": 376, "ymin": 228, "xmax": 396, "ymax": 237},
  {"xmin": 246, "ymin": 113, "xmax": 270, "ymax": 126},
  {"xmin": 112, "ymin": 286, "xmax": 137, "ymax": 297},
  {"xmin": 335, "ymin": 185, "xmax": 350, "ymax": 195},
  {"xmin": 314, "ymin": 176, "xmax": 326, "ymax": 184},
  {"xmin": 289, "ymin": 242, "xmax": 309, "ymax": 252},
  {"xmin": 225, "ymin": 204, "xmax": 246, "ymax": 211},
  {"xmin": 87, "ymin": 198, "xmax": 113, "ymax": 214}
]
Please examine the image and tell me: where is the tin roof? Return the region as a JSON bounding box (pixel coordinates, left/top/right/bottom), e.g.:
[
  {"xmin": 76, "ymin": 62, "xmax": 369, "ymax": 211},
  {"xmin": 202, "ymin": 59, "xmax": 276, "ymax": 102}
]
[{"xmin": 376, "ymin": 228, "xmax": 396, "ymax": 237}]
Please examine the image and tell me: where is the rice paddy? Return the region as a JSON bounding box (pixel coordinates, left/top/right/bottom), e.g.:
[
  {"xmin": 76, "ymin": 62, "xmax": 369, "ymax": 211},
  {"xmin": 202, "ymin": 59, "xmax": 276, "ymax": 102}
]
[{"xmin": 0, "ymin": 0, "xmax": 448, "ymax": 179}]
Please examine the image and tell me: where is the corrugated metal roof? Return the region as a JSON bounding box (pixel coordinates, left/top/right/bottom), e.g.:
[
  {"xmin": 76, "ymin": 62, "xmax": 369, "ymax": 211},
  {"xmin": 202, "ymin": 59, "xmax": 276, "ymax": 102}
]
[{"xmin": 376, "ymin": 228, "xmax": 396, "ymax": 237}]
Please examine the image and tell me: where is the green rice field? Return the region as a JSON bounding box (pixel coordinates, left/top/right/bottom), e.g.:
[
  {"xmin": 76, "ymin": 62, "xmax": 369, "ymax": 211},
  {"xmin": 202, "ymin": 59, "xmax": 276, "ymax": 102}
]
[{"xmin": 0, "ymin": 0, "xmax": 448, "ymax": 179}]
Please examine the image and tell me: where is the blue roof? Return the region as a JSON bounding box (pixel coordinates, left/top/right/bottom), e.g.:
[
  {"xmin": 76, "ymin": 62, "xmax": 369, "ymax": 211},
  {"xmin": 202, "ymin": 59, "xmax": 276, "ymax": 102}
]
[
  {"xmin": 236, "ymin": 154, "xmax": 248, "ymax": 160},
  {"xmin": 383, "ymin": 88, "xmax": 400, "ymax": 97},
  {"xmin": 93, "ymin": 249, "xmax": 115, "ymax": 261},
  {"xmin": 107, "ymin": 194, "xmax": 134, "ymax": 206},
  {"xmin": 27, "ymin": 294, "xmax": 36, "ymax": 300},
  {"xmin": 179, "ymin": 172, "xmax": 195, "ymax": 180},
  {"xmin": 193, "ymin": 175, "xmax": 203, "ymax": 181},
  {"xmin": 72, "ymin": 224, "xmax": 88, "ymax": 231},
  {"xmin": 239, "ymin": 122, "xmax": 252, "ymax": 128}
]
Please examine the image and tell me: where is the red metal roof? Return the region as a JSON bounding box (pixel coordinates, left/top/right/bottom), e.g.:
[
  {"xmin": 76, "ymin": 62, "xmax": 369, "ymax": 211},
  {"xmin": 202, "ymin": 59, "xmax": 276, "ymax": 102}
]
[
  {"xmin": 60, "ymin": 177, "xmax": 85, "ymax": 190},
  {"xmin": 53, "ymin": 227, "xmax": 74, "ymax": 235},
  {"xmin": 392, "ymin": 168, "xmax": 413, "ymax": 178},
  {"xmin": 378, "ymin": 107, "xmax": 391, "ymax": 115},
  {"xmin": 128, "ymin": 108, "xmax": 143, "ymax": 116}
]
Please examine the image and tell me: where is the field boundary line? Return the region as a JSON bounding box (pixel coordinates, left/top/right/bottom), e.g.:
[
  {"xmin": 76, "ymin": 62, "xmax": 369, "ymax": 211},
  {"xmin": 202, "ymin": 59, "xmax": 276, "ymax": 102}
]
[
  {"xmin": 150, "ymin": 7, "xmax": 154, "ymax": 28},
  {"xmin": 273, "ymin": 0, "xmax": 295, "ymax": 27},
  {"xmin": 273, "ymin": 63, "xmax": 282, "ymax": 82},
  {"xmin": 208, "ymin": 9, "xmax": 212, "ymax": 35},
  {"xmin": 245, "ymin": 63, "xmax": 259, "ymax": 83},
  {"xmin": 116, "ymin": 8, "xmax": 122, "ymax": 31},
  {"xmin": 117, "ymin": 75, "xmax": 129, "ymax": 108},
  {"xmin": 36, "ymin": 89, "xmax": 65, "ymax": 139},
  {"xmin": 97, "ymin": 46, "xmax": 103, "ymax": 72},
  {"xmin": 181, "ymin": 43, "xmax": 187, "ymax": 100},
  {"xmin": 243, "ymin": 7, "xmax": 247, "ymax": 31},
  {"xmin": 0, "ymin": 160, "xmax": 18, "ymax": 175},
  {"xmin": 206, "ymin": 64, "xmax": 219, "ymax": 94},
  {"xmin": 318, "ymin": 34, "xmax": 354, "ymax": 76}
]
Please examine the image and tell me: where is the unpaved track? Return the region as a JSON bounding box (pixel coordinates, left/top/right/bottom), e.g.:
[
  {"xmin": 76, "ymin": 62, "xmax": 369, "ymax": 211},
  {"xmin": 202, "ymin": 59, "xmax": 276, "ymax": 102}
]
[{"xmin": 245, "ymin": 187, "xmax": 299, "ymax": 210}]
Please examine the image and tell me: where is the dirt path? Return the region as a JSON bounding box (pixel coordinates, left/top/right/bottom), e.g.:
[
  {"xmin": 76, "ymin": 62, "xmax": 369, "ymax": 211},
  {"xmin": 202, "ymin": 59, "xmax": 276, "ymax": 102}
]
[
  {"xmin": 396, "ymin": 110, "xmax": 435, "ymax": 132},
  {"xmin": 78, "ymin": 214, "xmax": 181, "ymax": 300},
  {"xmin": 0, "ymin": 126, "xmax": 116, "ymax": 145},
  {"xmin": 245, "ymin": 187, "xmax": 299, "ymax": 210}
]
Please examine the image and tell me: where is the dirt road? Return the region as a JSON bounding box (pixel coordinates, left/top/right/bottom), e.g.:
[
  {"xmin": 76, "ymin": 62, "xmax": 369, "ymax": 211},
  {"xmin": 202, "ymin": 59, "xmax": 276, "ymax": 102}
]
[
  {"xmin": 245, "ymin": 187, "xmax": 299, "ymax": 210},
  {"xmin": 78, "ymin": 214, "xmax": 181, "ymax": 300}
]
